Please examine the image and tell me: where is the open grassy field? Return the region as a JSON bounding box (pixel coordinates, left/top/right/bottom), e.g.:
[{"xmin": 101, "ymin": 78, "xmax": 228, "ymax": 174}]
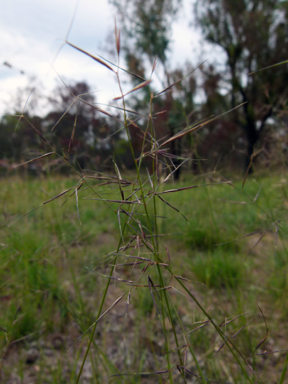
[{"xmin": 1, "ymin": 172, "xmax": 288, "ymax": 383}]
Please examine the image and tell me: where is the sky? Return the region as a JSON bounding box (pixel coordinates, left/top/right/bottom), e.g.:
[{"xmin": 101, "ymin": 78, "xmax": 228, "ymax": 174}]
[{"xmin": 0, "ymin": 0, "xmax": 214, "ymax": 116}]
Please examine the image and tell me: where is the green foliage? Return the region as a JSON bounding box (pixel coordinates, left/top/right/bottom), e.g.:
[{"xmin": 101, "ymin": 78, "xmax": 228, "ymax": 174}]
[
  {"xmin": 110, "ymin": 0, "xmax": 180, "ymax": 65},
  {"xmin": 136, "ymin": 288, "xmax": 154, "ymax": 316},
  {"xmin": 189, "ymin": 249, "xmax": 245, "ymax": 289},
  {"xmin": 114, "ymin": 138, "xmax": 134, "ymax": 169},
  {"xmin": 5, "ymin": 299, "xmax": 39, "ymax": 341},
  {"xmin": 194, "ymin": 0, "xmax": 288, "ymax": 170}
]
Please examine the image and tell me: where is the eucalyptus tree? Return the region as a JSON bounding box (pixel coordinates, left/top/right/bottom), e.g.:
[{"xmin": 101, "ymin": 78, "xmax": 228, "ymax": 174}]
[
  {"xmin": 110, "ymin": 0, "xmax": 197, "ymax": 178},
  {"xmin": 194, "ymin": 0, "xmax": 288, "ymax": 170}
]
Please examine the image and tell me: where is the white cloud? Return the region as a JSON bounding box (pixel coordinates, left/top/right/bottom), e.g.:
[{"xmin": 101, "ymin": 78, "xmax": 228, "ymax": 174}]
[
  {"xmin": 0, "ymin": 0, "xmax": 214, "ymax": 116},
  {"xmin": 0, "ymin": 0, "xmax": 118, "ymax": 114}
]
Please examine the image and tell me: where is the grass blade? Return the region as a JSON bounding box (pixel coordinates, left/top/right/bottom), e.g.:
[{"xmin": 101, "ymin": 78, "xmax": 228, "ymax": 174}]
[
  {"xmin": 154, "ymin": 62, "xmax": 205, "ymax": 97},
  {"xmin": 96, "ymin": 53, "xmax": 145, "ymax": 81},
  {"xmin": 253, "ymin": 306, "xmax": 268, "ymax": 354},
  {"xmin": 250, "ymin": 60, "xmax": 288, "ymax": 75},
  {"xmin": 75, "ymin": 187, "xmax": 81, "ymax": 225},
  {"xmin": 279, "ymin": 352, "xmax": 288, "ymax": 384},
  {"xmin": 113, "ymin": 79, "xmax": 152, "ymax": 101},
  {"xmin": 43, "ymin": 188, "xmax": 73, "ymax": 204},
  {"xmin": 66, "ymin": 41, "xmax": 115, "ymax": 72},
  {"xmin": 159, "ymin": 104, "xmax": 246, "ymax": 150},
  {"xmin": 157, "ymin": 195, "xmax": 188, "ymax": 222},
  {"xmin": 12, "ymin": 152, "xmax": 55, "ymax": 168}
]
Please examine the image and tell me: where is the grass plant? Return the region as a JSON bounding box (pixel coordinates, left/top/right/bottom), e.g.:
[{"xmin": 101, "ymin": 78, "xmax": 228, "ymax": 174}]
[
  {"xmin": 1, "ymin": 174, "xmax": 288, "ymax": 382},
  {"xmin": 1, "ymin": 26, "xmax": 288, "ymax": 384}
]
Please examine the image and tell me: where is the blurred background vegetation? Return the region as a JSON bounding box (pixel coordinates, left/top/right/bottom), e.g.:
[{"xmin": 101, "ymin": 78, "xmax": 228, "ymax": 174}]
[{"xmin": 1, "ymin": 0, "xmax": 287, "ymax": 178}]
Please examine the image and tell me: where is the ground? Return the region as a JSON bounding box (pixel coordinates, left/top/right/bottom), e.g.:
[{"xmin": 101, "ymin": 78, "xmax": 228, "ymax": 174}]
[{"xmin": 1, "ymin": 172, "xmax": 288, "ymax": 383}]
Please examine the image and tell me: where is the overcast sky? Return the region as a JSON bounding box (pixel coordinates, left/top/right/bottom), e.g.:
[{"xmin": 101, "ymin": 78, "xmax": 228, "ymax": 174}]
[{"xmin": 0, "ymin": 0, "xmax": 211, "ymax": 116}]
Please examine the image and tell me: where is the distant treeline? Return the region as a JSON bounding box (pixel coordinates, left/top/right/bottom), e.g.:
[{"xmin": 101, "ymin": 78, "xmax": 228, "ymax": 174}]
[{"xmin": 1, "ymin": 0, "xmax": 288, "ymax": 176}]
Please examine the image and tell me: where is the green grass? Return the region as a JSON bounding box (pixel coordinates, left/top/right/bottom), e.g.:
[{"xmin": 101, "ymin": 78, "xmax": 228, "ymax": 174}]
[
  {"xmin": 187, "ymin": 249, "xmax": 245, "ymax": 289},
  {"xmin": 1, "ymin": 174, "xmax": 288, "ymax": 382}
]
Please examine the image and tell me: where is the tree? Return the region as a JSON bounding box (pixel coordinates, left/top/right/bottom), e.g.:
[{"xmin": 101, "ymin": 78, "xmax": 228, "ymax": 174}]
[
  {"xmin": 110, "ymin": 0, "xmax": 179, "ymax": 69},
  {"xmin": 194, "ymin": 0, "xmax": 288, "ymax": 171},
  {"xmin": 44, "ymin": 81, "xmax": 113, "ymax": 171},
  {"xmin": 0, "ymin": 81, "xmax": 119, "ymax": 174},
  {"xmin": 110, "ymin": 0, "xmax": 198, "ymax": 178}
]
